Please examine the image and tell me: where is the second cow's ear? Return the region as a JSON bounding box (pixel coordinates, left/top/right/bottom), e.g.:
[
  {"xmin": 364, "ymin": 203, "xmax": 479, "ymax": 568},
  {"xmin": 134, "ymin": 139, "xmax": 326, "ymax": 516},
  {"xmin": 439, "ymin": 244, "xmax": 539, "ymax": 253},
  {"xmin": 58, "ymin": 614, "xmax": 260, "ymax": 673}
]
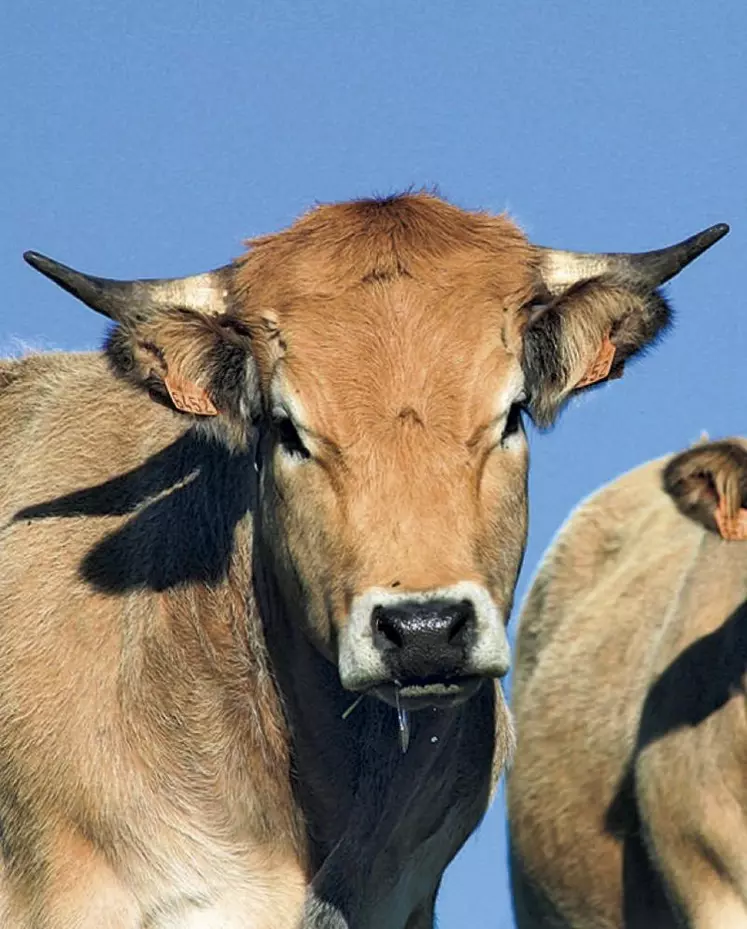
[
  {"xmin": 521, "ymin": 223, "xmax": 729, "ymax": 428},
  {"xmin": 663, "ymin": 440, "xmax": 747, "ymax": 541}
]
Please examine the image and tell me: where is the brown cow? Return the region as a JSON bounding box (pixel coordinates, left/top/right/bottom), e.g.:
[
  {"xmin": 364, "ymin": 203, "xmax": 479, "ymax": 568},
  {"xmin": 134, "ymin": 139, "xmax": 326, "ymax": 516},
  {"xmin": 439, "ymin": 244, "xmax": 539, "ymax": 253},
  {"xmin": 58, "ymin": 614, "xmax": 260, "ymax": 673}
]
[
  {"xmin": 0, "ymin": 193, "xmax": 726, "ymax": 928},
  {"xmin": 509, "ymin": 438, "xmax": 747, "ymax": 929}
]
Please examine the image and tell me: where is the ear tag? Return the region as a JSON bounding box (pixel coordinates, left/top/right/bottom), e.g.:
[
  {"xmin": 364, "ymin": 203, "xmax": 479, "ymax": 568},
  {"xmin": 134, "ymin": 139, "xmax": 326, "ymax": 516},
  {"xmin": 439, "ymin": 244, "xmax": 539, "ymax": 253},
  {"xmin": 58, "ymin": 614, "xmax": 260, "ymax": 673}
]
[
  {"xmin": 715, "ymin": 497, "xmax": 747, "ymax": 541},
  {"xmin": 575, "ymin": 333, "xmax": 619, "ymax": 389},
  {"xmin": 164, "ymin": 372, "xmax": 219, "ymax": 416}
]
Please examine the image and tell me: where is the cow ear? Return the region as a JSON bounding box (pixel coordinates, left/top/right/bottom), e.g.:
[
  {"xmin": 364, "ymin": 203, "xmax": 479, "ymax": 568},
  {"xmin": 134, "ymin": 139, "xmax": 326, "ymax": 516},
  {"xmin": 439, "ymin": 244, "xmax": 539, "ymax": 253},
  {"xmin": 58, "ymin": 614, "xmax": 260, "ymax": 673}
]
[
  {"xmin": 522, "ymin": 222, "xmax": 728, "ymax": 428},
  {"xmin": 662, "ymin": 441, "xmax": 747, "ymax": 540},
  {"xmin": 521, "ymin": 279, "xmax": 670, "ymax": 427},
  {"xmin": 23, "ymin": 251, "xmax": 261, "ymax": 443},
  {"xmin": 105, "ymin": 309, "xmax": 260, "ymax": 427}
]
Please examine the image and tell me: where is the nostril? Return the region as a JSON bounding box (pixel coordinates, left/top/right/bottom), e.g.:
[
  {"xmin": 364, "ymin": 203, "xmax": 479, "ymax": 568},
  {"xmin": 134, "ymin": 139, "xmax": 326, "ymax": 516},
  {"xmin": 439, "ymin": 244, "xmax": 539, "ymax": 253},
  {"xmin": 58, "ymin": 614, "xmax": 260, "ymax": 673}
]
[
  {"xmin": 372, "ymin": 606, "xmax": 404, "ymax": 649},
  {"xmin": 448, "ymin": 604, "xmax": 471, "ymax": 644},
  {"xmin": 378, "ymin": 617, "xmax": 404, "ymax": 649}
]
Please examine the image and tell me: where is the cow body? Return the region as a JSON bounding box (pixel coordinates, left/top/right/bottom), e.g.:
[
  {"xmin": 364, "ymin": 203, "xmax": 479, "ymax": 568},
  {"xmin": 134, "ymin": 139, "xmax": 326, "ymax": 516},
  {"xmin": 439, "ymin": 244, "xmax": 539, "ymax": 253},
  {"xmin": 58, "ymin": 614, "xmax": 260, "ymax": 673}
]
[
  {"xmin": 508, "ymin": 439, "xmax": 747, "ymax": 929},
  {"xmin": 1, "ymin": 194, "xmax": 725, "ymax": 926},
  {"xmin": 0, "ymin": 352, "xmax": 509, "ymax": 928}
]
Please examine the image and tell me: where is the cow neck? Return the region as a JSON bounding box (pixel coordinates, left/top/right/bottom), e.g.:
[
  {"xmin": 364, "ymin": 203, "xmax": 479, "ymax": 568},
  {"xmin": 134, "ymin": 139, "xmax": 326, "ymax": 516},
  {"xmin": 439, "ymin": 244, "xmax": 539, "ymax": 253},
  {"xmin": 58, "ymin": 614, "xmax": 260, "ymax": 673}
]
[
  {"xmin": 249, "ymin": 527, "xmax": 481, "ymax": 887},
  {"xmin": 249, "ymin": 532, "xmax": 358, "ymax": 871}
]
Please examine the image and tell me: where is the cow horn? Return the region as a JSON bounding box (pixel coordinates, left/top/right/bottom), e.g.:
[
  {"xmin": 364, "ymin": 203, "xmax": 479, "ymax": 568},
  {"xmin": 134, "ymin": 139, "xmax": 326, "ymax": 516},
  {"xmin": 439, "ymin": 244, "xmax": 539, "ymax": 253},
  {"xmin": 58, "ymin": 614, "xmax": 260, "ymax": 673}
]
[
  {"xmin": 23, "ymin": 251, "xmax": 233, "ymax": 323},
  {"xmin": 536, "ymin": 223, "xmax": 729, "ymax": 295}
]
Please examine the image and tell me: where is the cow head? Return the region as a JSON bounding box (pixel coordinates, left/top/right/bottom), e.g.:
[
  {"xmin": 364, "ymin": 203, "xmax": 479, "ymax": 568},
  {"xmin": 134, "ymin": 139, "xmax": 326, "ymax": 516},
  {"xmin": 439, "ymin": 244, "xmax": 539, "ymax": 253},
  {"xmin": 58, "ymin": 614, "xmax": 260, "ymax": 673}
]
[
  {"xmin": 663, "ymin": 439, "xmax": 747, "ymax": 541},
  {"xmin": 25, "ymin": 194, "xmax": 727, "ymax": 708}
]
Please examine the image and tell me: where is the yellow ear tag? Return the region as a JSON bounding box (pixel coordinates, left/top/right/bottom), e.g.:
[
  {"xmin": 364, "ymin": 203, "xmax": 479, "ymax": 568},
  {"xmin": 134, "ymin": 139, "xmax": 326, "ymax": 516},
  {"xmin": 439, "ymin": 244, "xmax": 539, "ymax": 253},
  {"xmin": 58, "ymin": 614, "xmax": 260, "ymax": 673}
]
[
  {"xmin": 715, "ymin": 497, "xmax": 747, "ymax": 541},
  {"xmin": 575, "ymin": 334, "xmax": 619, "ymax": 389},
  {"xmin": 164, "ymin": 372, "xmax": 219, "ymax": 416}
]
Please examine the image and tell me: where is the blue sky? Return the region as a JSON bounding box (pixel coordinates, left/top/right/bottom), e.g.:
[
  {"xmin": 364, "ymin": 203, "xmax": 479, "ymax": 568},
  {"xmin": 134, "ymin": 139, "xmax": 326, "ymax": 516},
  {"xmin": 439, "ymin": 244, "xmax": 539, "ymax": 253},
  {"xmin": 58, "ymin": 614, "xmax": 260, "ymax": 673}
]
[{"xmin": 3, "ymin": 2, "xmax": 744, "ymax": 925}]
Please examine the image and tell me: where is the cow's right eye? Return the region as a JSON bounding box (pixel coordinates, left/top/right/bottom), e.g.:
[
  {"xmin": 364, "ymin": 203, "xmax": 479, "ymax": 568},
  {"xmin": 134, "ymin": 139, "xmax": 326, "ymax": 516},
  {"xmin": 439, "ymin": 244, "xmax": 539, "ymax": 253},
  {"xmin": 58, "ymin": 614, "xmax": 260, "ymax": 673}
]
[{"xmin": 273, "ymin": 415, "xmax": 311, "ymax": 460}]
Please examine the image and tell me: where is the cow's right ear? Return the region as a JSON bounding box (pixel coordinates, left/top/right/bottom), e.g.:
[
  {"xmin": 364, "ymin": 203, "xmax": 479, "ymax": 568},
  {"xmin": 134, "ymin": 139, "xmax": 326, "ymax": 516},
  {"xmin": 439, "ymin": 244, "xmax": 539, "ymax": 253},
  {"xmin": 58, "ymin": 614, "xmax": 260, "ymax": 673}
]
[
  {"xmin": 663, "ymin": 441, "xmax": 747, "ymax": 540},
  {"xmin": 24, "ymin": 251, "xmax": 261, "ymax": 440},
  {"xmin": 104, "ymin": 308, "xmax": 259, "ymax": 424}
]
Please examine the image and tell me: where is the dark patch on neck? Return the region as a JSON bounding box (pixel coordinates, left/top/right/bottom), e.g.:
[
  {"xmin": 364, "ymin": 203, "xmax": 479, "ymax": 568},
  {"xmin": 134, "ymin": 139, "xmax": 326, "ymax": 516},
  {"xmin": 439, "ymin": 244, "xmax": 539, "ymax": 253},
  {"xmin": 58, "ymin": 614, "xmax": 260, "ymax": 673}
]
[{"xmin": 13, "ymin": 431, "xmax": 256, "ymax": 593}]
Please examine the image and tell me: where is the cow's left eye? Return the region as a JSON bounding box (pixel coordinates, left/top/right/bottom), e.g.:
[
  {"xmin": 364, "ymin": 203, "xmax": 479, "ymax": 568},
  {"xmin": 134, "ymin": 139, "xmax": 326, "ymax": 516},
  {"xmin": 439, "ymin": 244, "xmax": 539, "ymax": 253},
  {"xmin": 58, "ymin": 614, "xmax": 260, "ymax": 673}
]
[
  {"xmin": 500, "ymin": 404, "xmax": 523, "ymax": 446},
  {"xmin": 273, "ymin": 415, "xmax": 311, "ymax": 460}
]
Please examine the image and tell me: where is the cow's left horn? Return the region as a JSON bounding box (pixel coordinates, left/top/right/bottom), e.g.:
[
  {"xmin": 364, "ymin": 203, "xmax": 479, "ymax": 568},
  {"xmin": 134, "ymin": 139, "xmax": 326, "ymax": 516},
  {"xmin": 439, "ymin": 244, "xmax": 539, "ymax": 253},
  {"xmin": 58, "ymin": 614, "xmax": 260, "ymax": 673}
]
[
  {"xmin": 23, "ymin": 251, "xmax": 233, "ymax": 323},
  {"xmin": 535, "ymin": 223, "xmax": 729, "ymax": 295}
]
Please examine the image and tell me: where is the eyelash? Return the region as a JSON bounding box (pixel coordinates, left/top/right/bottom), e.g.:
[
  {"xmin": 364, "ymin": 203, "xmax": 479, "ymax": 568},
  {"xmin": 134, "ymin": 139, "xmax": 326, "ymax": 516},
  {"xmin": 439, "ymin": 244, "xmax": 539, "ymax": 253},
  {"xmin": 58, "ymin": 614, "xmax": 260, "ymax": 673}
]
[{"xmin": 272, "ymin": 414, "xmax": 311, "ymax": 460}]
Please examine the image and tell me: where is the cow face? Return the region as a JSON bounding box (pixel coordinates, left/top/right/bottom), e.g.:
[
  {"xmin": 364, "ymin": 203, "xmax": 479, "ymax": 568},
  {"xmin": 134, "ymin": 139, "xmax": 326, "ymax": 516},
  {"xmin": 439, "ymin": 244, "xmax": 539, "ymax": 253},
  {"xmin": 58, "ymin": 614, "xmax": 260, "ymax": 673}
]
[
  {"xmin": 25, "ymin": 193, "xmax": 727, "ymax": 708},
  {"xmin": 247, "ymin": 215, "xmax": 532, "ymax": 707}
]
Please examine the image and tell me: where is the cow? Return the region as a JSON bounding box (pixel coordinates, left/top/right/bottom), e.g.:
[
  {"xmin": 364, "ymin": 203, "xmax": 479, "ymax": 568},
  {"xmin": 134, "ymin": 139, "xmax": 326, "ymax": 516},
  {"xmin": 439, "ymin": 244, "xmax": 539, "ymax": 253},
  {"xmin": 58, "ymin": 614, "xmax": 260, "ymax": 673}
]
[
  {"xmin": 0, "ymin": 192, "xmax": 726, "ymax": 929},
  {"xmin": 508, "ymin": 437, "xmax": 747, "ymax": 929}
]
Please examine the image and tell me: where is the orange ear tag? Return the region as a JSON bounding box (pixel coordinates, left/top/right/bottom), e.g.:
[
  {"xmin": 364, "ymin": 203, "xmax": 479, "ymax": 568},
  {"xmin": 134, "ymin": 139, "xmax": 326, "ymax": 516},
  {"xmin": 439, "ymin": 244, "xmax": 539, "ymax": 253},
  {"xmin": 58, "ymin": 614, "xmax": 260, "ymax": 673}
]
[
  {"xmin": 715, "ymin": 497, "xmax": 747, "ymax": 541},
  {"xmin": 575, "ymin": 334, "xmax": 618, "ymax": 389},
  {"xmin": 164, "ymin": 373, "xmax": 219, "ymax": 416}
]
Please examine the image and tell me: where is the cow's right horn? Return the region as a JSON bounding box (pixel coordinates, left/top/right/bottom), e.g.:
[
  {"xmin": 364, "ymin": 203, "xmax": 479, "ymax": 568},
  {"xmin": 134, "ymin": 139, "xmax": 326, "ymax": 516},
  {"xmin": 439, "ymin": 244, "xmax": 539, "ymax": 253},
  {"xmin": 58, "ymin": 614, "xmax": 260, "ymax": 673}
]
[{"xmin": 23, "ymin": 251, "xmax": 233, "ymax": 323}]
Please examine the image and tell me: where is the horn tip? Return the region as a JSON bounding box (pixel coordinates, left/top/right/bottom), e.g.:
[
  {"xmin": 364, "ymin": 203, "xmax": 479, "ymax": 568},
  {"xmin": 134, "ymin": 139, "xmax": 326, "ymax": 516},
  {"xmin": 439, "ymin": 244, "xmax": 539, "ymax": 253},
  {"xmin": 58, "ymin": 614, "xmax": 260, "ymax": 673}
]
[
  {"xmin": 23, "ymin": 250, "xmax": 49, "ymax": 270},
  {"xmin": 688, "ymin": 222, "xmax": 730, "ymax": 260},
  {"xmin": 693, "ymin": 223, "xmax": 729, "ymax": 245},
  {"xmin": 23, "ymin": 251, "xmax": 68, "ymax": 283}
]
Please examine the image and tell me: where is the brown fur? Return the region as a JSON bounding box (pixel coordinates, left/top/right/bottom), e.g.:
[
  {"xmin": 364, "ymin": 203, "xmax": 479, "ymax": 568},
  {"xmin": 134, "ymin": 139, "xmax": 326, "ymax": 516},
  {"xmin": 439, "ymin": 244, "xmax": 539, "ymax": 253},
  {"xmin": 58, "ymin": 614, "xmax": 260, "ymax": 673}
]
[
  {"xmin": 2, "ymin": 193, "xmax": 679, "ymax": 928},
  {"xmin": 508, "ymin": 438, "xmax": 747, "ymax": 929}
]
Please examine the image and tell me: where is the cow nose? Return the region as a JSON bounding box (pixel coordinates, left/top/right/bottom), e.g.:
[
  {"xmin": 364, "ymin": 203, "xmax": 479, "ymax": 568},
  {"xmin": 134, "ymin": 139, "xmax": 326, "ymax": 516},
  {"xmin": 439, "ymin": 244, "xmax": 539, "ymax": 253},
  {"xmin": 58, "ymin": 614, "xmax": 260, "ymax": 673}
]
[{"xmin": 371, "ymin": 598, "xmax": 475, "ymax": 676}]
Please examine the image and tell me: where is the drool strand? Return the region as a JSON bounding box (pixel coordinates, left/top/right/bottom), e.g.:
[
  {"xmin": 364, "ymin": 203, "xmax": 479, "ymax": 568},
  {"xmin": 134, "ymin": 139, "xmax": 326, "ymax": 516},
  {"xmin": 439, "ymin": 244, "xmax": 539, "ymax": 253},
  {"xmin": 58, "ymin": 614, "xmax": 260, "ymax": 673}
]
[{"xmin": 394, "ymin": 685, "xmax": 411, "ymax": 754}]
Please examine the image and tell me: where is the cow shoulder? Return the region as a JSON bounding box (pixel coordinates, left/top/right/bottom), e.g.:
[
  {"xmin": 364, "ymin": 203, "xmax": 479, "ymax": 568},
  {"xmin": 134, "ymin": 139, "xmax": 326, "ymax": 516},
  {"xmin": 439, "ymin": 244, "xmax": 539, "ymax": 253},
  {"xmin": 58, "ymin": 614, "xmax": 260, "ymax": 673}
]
[
  {"xmin": 0, "ymin": 350, "xmax": 196, "ymax": 621},
  {"xmin": 513, "ymin": 455, "xmax": 668, "ymax": 703}
]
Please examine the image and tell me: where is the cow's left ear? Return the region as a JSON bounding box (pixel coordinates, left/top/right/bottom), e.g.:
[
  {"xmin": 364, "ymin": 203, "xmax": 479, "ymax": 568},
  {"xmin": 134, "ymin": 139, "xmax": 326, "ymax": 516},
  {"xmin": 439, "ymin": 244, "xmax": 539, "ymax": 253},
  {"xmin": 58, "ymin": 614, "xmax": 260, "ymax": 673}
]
[
  {"xmin": 521, "ymin": 223, "xmax": 729, "ymax": 428},
  {"xmin": 663, "ymin": 440, "xmax": 747, "ymax": 540},
  {"xmin": 522, "ymin": 279, "xmax": 669, "ymax": 427},
  {"xmin": 24, "ymin": 251, "xmax": 260, "ymax": 440}
]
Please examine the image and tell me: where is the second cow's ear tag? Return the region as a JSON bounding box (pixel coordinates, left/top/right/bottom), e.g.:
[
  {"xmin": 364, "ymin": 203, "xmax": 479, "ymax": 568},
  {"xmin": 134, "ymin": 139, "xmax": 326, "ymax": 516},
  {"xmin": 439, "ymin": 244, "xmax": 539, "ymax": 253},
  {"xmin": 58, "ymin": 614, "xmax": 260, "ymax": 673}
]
[{"xmin": 715, "ymin": 495, "xmax": 747, "ymax": 541}]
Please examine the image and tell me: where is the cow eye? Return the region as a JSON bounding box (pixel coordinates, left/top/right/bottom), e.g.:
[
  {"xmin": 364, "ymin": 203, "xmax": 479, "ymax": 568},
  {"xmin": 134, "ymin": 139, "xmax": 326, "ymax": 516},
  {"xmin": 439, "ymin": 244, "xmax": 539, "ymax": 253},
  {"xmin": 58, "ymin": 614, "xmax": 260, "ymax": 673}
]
[
  {"xmin": 500, "ymin": 404, "xmax": 523, "ymax": 445},
  {"xmin": 272, "ymin": 413, "xmax": 311, "ymax": 460}
]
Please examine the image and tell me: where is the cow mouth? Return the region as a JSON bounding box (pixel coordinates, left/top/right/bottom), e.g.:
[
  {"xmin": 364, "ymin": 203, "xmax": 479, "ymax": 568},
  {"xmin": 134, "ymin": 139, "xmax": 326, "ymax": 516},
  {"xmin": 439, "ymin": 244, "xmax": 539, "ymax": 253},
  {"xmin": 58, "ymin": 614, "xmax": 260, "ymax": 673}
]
[{"xmin": 371, "ymin": 676, "xmax": 483, "ymax": 710}]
